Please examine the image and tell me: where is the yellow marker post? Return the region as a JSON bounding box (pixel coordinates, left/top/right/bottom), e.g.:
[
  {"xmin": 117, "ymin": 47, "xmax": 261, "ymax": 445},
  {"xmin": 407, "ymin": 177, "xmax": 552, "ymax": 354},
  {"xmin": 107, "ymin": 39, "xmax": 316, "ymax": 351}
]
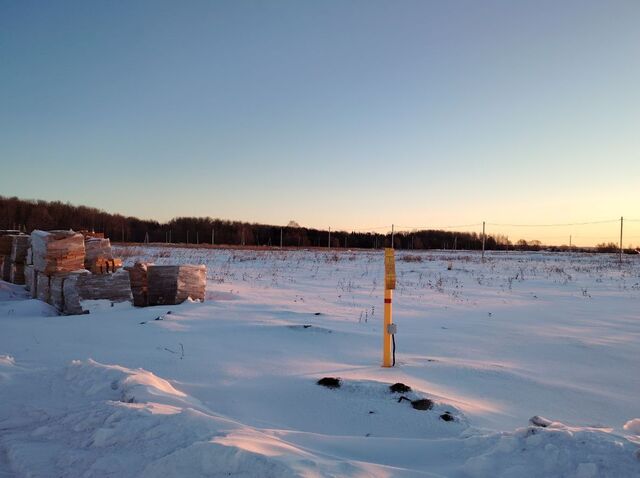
[{"xmin": 383, "ymin": 248, "xmax": 396, "ymax": 367}]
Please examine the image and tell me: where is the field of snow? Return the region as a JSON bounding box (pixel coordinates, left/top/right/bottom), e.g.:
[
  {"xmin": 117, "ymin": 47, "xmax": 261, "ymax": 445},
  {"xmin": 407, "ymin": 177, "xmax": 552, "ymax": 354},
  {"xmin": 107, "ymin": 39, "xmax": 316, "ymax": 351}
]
[{"xmin": 1, "ymin": 247, "xmax": 639, "ymax": 477}]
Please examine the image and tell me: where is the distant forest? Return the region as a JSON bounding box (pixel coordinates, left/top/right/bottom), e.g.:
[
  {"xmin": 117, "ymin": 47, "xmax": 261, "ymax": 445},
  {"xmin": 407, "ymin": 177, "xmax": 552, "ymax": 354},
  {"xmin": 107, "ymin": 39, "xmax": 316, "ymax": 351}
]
[{"xmin": 0, "ymin": 195, "xmax": 625, "ymax": 252}]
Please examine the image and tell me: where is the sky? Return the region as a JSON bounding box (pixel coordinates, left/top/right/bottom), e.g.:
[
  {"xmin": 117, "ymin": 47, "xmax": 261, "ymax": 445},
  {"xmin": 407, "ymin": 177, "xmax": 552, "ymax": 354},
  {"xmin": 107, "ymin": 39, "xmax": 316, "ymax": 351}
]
[{"xmin": 1, "ymin": 0, "xmax": 639, "ymax": 246}]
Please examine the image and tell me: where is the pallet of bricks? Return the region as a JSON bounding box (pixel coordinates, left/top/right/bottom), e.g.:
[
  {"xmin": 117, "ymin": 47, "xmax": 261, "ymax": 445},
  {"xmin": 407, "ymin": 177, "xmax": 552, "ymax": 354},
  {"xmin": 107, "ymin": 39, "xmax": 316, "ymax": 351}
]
[
  {"xmin": 125, "ymin": 263, "xmax": 206, "ymax": 306},
  {"xmin": 0, "ymin": 230, "xmax": 30, "ymax": 285},
  {"xmin": 27, "ymin": 230, "xmax": 132, "ymax": 315}
]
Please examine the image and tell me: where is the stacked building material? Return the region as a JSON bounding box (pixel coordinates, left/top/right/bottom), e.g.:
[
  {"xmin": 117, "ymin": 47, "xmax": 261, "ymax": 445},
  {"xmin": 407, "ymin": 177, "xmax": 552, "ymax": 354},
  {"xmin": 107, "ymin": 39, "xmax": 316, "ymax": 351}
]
[
  {"xmin": 31, "ymin": 230, "xmax": 85, "ymax": 275},
  {"xmin": 0, "ymin": 234, "xmax": 29, "ymax": 283},
  {"xmin": 1, "ymin": 260, "xmax": 10, "ymax": 282},
  {"xmin": 8, "ymin": 235, "xmax": 29, "ymax": 285},
  {"xmin": 147, "ymin": 265, "xmax": 206, "ymax": 306},
  {"xmin": 23, "ymin": 239, "xmax": 36, "ymax": 295},
  {"xmin": 11, "ymin": 235, "xmax": 29, "ymax": 263},
  {"xmin": 9, "ymin": 263, "xmax": 26, "ymax": 284},
  {"xmin": 63, "ymin": 270, "xmax": 132, "ymax": 315},
  {"xmin": 84, "ymin": 238, "xmax": 114, "ymax": 270},
  {"xmin": 88, "ymin": 258, "xmax": 122, "ymax": 275},
  {"xmin": 0, "ymin": 235, "xmax": 13, "ymax": 256},
  {"xmin": 0, "ymin": 234, "xmax": 14, "ymax": 281},
  {"xmin": 78, "ymin": 230, "xmax": 105, "ymax": 240},
  {"xmin": 24, "ymin": 264, "xmax": 35, "ymax": 293},
  {"xmin": 37, "ymin": 274, "xmax": 51, "ymax": 303},
  {"xmin": 125, "ymin": 262, "xmax": 153, "ymax": 306},
  {"xmin": 50, "ymin": 271, "xmax": 91, "ymax": 312}
]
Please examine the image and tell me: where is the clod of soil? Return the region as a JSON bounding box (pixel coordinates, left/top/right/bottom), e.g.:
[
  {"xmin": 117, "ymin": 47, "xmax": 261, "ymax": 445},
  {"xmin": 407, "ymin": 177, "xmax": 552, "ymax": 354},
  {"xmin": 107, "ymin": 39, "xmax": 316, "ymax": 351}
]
[
  {"xmin": 529, "ymin": 415, "xmax": 551, "ymax": 428},
  {"xmin": 389, "ymin": 382, "xmax": 412, "ymax": 393},
  {"xmin": 317, "ymin": 377, "xmax": 341, "ymax": 389},
  {"xmin": 411, "ymin": 399, "xmax": 434, "ymax": 411},
  {"xmin": 440, "ymin": 412, "xmax": 455, "ymax": 422}
]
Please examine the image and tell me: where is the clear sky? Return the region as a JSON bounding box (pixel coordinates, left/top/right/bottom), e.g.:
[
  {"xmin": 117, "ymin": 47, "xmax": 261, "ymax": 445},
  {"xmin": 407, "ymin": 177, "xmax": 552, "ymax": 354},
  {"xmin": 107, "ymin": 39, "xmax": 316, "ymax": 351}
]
[{"xmin": 1, "ymin": 0, "xmax": 639, "ymax": 245}]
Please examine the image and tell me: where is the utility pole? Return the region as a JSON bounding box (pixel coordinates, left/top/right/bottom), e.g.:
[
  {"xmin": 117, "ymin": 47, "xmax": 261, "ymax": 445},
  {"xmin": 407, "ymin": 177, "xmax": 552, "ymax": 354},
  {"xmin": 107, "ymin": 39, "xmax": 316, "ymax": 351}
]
[
  {"xmin": 481, "ymin": 221, "xmax": 486, "ymax": 262},
  {"xmin": 620, "ymin": 216, "xmax": 624, "ymax": 265}
]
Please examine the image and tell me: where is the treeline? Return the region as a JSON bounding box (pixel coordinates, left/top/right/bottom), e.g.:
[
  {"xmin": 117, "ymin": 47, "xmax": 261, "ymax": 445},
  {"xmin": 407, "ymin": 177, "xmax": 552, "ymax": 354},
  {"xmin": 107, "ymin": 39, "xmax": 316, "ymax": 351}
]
[
  {"xmin": 0, "ymin": 195, "xmax": 497, "ymax": 249},
  {"xmin": 0, "ymin": 195, "xmax": 632, "ymax": 252}
]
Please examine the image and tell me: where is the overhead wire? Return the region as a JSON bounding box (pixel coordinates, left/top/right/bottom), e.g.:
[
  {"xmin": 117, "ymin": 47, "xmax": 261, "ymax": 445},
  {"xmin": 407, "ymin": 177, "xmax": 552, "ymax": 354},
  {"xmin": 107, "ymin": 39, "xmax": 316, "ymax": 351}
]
[{"xmin": 486, "ymin": 219, "xmax": 619, "ymax": 227}]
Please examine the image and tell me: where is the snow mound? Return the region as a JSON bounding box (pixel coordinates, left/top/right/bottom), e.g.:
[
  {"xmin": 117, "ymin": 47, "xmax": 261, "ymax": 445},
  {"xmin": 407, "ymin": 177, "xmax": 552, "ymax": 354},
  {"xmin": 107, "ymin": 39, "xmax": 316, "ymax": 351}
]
[
  {"xmin": 0, "ymin": 281, "xmax": 28, "ymax": 301},
  {"xmin": 0, "ymin": 360, "xmax": 374, "ymax": 477},
  {"xmin": 463, "ymin": 420, "xmax": 640, "ymax": 478},
  {"xmin": 65, "ymin": 359, "xmax": 195, "ymax": 408},
  {"xmin": 0, "ymin": 355, "xmax": 15, "ymax": 367},
  {"xmin": 0, "ymin": 298, "xmax": 58, "ymax": 317},
  {"xmin": 625, "ymin": 419, "xmax": 640, "ymax": 436},
  {"xmin": 0, "ymin": 354, "xmax": 16, "ymax": 384}
]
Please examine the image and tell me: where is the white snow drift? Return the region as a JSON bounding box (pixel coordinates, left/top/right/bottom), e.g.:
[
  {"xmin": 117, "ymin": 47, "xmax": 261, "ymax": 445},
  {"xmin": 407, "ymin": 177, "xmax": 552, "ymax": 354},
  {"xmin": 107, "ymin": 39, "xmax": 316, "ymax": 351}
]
[{"xmin": 1, "ymin": 248, "xmax": 639, "ymax": 477}]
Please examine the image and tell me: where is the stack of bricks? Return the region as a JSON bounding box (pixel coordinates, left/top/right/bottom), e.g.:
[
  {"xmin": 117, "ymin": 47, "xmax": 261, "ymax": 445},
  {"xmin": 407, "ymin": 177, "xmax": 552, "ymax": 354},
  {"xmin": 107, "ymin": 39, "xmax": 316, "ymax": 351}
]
[
  {"xmin": 0, "ymin": 232, "xmax": 29, "ymax": 285},
  {"xmin": 8, "ymin": 229, "xmax": 207, "ymax": 313},
  {"xmin": 125, "ymin": 261, "xmax": 153, "ymax": 307},
  {"xmin": 29, "ymin": 230, "xmax": 132, "ymax": 314},
  {"xmin": 147, "ymin": 265, "xmax": 206, "ymax": 306}
]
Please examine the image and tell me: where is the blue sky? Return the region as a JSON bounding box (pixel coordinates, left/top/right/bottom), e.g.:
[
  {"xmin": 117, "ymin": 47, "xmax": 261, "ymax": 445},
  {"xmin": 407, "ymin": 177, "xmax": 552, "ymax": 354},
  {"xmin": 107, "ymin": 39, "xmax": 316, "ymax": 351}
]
[{"xmin": 1, "ymin": 0, "xmax": 639, "ymax": 244}]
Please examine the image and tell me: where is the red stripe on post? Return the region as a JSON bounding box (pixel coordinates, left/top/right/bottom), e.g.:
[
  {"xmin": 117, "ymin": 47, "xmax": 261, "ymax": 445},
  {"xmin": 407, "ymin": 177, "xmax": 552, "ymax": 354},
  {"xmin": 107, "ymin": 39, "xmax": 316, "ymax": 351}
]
[{"xmin": 384, "ymin": 298, "xmax": 392, "ymax": 303}]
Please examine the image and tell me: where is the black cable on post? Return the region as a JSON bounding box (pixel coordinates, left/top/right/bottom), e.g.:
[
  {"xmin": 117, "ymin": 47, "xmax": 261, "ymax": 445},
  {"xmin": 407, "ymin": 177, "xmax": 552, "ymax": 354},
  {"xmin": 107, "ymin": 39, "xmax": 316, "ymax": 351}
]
[{"xmin": 392, "ymin": 334, "xmax": 396, "ymax": 366}]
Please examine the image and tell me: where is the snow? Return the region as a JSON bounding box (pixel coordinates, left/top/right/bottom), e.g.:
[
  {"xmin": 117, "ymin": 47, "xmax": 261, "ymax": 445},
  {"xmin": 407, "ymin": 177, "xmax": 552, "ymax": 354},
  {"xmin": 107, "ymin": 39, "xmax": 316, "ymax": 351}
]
[
  {"xmin": 1, "ymin": 248, "xmax": 639, "ymax": 477},
  {"xmin": 626, "ymin": 419, "xmax": 640, "ymax": 436}
]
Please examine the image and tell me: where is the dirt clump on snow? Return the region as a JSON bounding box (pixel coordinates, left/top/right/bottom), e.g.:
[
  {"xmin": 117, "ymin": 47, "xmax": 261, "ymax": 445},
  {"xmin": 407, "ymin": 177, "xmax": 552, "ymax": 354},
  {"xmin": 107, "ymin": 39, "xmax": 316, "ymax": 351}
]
[
  {"xmin": 317, "ymin": 377, "xmax": 341, "ymax": 389},
  {"xmin": 440, "ymin": 411, "xmax": 455, "ymax": 422},
  {"xmin": 389, "ymin": 382, "xmax": 412, "ymax": 393}
]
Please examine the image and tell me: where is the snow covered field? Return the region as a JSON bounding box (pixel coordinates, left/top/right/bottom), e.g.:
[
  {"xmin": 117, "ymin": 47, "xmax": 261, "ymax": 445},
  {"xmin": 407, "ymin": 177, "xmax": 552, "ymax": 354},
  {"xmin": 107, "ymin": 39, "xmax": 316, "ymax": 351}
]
[{"xmin": 1, "ymin": 247, "xmax": 639, "ymax": 477}]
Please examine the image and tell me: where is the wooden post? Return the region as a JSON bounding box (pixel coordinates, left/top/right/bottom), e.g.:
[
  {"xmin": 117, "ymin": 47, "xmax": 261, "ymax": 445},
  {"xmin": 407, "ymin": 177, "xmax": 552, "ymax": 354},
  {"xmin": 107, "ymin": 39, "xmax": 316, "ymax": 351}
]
[
  {"xmin": 383, "ymin": 288, "xmax": 393, "ymax": 367},
  {"xmin": 383, "ymin": 248, "xmax": 396, "ymax": 367},
  {"xmin": 481, "ymin": 221, "xmax": 486, "ymax": 262}
]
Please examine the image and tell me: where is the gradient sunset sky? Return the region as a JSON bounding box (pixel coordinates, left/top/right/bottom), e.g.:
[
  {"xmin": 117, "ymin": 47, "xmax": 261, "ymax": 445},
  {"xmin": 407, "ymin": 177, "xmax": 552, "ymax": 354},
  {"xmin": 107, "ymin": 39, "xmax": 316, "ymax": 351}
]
[{"xmin": 1, "ymin": 0, "xmax": 639, "ymax": 246}]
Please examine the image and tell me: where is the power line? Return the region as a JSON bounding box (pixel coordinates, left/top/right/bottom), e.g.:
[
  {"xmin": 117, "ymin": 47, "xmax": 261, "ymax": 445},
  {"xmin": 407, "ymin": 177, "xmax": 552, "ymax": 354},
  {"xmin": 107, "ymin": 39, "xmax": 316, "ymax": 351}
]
[
  {"xmin": 487, "ymin": 219, "xmax": 619, "ymax": 227},
  {"xmin": 350, "ymin": 225, "xmax": 393, "ymax": 232},
  {"xmin": 396, "ymin": 223, "xmax": 483, "ymax": 231}
]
